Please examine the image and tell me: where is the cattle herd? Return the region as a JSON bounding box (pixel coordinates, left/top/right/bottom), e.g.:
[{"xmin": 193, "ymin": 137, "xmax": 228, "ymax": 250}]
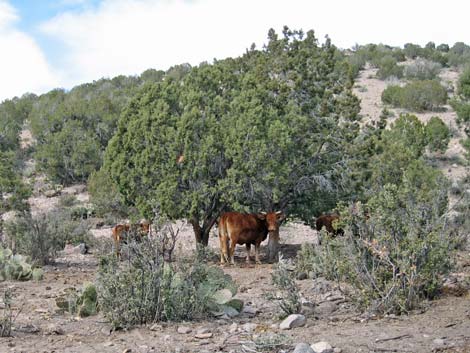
[{"xmin": 111, "ymin": 211, "xmax": 342, "ymax": 264}]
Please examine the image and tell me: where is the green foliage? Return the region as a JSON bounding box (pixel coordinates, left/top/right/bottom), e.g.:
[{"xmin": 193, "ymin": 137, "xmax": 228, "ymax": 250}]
[
  {"xmin": 0, "ymin": 289, "xmax": 13, "ymax": 337},
  {"xmin": 437, "ymin": 43, "xmax": 450, "ymax": 52},
  {"xmin": 0, "ymin": 247, "xmax": 39, "ymax": 281},
  {"xmin": 97, "ymin": 236, "xmax": 238, "ymax": 328},
  {"xmin": 404, "ymin": 43, "xmax": 423, "ymax": 59},
  {"xmin": 447, "ymin": 42, "xmax": 470, "ymax": 67},
  {"xmin": 404, "ymin": 59, "xmax": 441, "ymax": 80},
  {"xmin": 381, "ymin": 80, "xmax": 447, "ymax": 111},
  {"xmin": 425, "ymin": 116, "xmax": 451, "ymax": 153},
  {"xmin": 0, "ymin": 150, "xmax": 31, "ymax": 218},
  {"xmin": 105, "ymin": 27, "xmax": 360, "ymax": 246},
  {"xmin": 457, "ymin": 66, "xmax": 470, "ymax": 100},
  {"xmin": 271, "ymin": 255, "xmax": 301, "ymax": 316},
  {"xmin": 55, "ymin": 283, "xmax": 98, "ymax": 317},
  {"xmin": 376, "ymin": 55, "xmax": 404, "ymax": 80},
  {"xmin": 5, "ymin": 209, "xmax": 91, "ymax": 266},
  {"xmin": 35, "ymin": 119, "xmax": 102, "ymax": 185},
  {"xmin": 298, "ymin": 164, "xmax": 453, "ymax": 315},
  {"xmin": 87, "ymin": 169, "xmax": 130, "ymax": 220}
]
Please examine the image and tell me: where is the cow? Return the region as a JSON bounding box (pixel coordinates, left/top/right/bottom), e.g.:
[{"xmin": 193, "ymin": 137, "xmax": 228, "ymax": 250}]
[
  {"xmin": 111, "ymin": 221, "xmax": 151, "ymax": 258},
  {"xmin": 218, "ymin": 211, "xmax": 285, "ymax": 265},
  {"xmin": 315, "ymin": 214, "xmax": 344, "ymax": 236}
]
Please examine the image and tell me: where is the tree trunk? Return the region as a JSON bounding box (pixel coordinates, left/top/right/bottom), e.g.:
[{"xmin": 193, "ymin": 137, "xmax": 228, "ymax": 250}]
[{"xmin": 266, "ymin": 230, "xmax": 280, "ymax": 263}]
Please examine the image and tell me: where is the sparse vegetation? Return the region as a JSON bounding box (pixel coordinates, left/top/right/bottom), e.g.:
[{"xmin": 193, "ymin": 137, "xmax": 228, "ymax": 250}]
[
  {"xmin": 97, "ymin": 235, "xmax": 239, "ymax": 328},
  {"xmin": 425, "ymin": 116, "xmax": 451, "ymax": 153},
  {"xmin": 382, "ymin": 80, "xmax": 448, "ymax": 111},
  {"xmin": 376, "ymin": 55, "xmax": 404, "ymax": 80},
  {"xmin": 271, "ymin": 255, "xmax": 302, "ymax": 317},
  {"xmin": 404, "ymin": 59, "xmax": 441, "ymax": 80},
  {"xmin": 5, "ymin": 208, "xmax": 91, "ymax": 265}
]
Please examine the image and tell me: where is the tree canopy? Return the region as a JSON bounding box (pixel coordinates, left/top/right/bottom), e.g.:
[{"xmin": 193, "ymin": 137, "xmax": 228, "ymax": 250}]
[{"xmin": 104, "ymin": 27, "xmax": 361, "ymax": 252}]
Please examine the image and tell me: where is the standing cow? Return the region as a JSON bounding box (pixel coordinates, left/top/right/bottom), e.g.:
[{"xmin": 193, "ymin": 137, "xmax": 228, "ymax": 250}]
[
  {"xmin": 315, "ymin": 214, "xmax": 344, "ymax": 236},
  {"xmin": 111, "ymin": 221, "xmax": 151, "ymax": 258},
  {"xmin": 218, "ymin": 211, "xmax": 285, "ymax": 265}
]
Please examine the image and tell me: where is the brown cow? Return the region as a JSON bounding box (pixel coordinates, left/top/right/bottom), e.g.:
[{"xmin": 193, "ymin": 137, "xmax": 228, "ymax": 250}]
[
  {"xmin": 218, "ymin": 211, "xmax": 285, "ymax": 265},
  {"xmin": 315, "ymin": 214, "xmax": 344, "ymax": 236},
  {"xmin": 111, "ymin": 221, "xmax": 151, "ymax": 258}
]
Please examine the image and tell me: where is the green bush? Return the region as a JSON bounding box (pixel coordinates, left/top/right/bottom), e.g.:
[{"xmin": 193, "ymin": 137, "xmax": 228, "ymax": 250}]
[
  {"xmin": 381, "ymin": 81, "xmax": 447, "ymax": 111},
  {"xmin": 457, "ymin": 67, "xmax": 470, "ymax": 99},
  {"xmin": 0, "ymin": 289, "xmax": 13, "ymax": 337},
  {"xmin": 5, "ymin": 209, "xmax": 91, "ymax": 265},
  {"xmin": 96, "ymin": 236, "xmax": 239, "ymax": 328},
  {"xmin": 87, "ymin": 169, "xmax": 130, "ymax": 220},
  {"xmin": 271, "ymin": 255, "xmax": 301, "ymax": 317},
  {"xmin": 404, "ymin": 59, "xmax": 441, "ymax": 80},
  {"xmin": 376, "ymin": 55, "xmax": 404, "ymax": 80},
  {"xmin": 425, "ymin": 116, "xmax": 451, "ymax": 153},
  {"xmin": 296, "ymin": 165, "xmax": 454, "ymax": 315},
  {"xmin": 0, "ymin": 247, "xmax": 38, "ymax": 281}
]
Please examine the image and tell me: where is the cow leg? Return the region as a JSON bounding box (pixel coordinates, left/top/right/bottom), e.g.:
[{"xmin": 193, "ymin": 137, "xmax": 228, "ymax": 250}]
[
  {"xmin": 245, "ymin": 244, "xmax": 251, "ymax": 264},
  {"xmin": 255, "ymin": 242, "xmax": 261, "ymax": 264},
  {"xmin": 219, "ymin": 234, "xmax": 227, "ymax": 264},
  {"xmin": 229, "ymin": 240, "xmax": 236, "ymax": 265}
]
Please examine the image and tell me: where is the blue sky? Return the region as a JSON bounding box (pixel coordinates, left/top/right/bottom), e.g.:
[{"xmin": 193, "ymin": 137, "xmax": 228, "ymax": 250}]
[{"xmin": 1, "ymin": 0, "xmax": 470, "ymax": 102}]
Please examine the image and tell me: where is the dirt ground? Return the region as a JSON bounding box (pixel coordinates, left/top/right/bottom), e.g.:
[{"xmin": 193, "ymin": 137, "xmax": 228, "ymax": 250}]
[{"xmin": 1, "ymin": 221, "xmax": 469, "ymax": 353}]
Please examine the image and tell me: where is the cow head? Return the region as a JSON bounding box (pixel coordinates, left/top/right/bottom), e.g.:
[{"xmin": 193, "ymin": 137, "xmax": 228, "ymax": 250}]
[
  {"xmin": 257, "ymin": 211, "xmax": 286, "ymax": 233},
  {"xmin": 258, "ymin": 211, "xmax": 285, "ymax": 262}
]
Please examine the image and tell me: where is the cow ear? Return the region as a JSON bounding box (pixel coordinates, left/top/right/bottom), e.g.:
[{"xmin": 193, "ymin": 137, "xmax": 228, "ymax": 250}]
[
  {"xmin": 257, "ymin": 212, "xmax": 267, "ymax": 220},
  {"xmin": 276, "ymin": 211, "xmax": 286, "ymax": 221}
]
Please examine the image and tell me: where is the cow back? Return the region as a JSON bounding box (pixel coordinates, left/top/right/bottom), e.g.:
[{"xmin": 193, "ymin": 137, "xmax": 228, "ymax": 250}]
[{"xmin": 219, "ymin": 212, "xmax": 268, "ymax": 245}]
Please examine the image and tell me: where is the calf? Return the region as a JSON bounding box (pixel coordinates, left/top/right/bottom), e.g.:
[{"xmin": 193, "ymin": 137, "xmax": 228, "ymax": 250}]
[
  {"xmin": 315, "ymin": 214, "xmax": 344, "ymax": 236},
  {"xmin": 218, "ymin": 211, "xmax": 285, "ymax": 265},
  {"xmin": 111, "ymin": 221, "xmax": 150, "ymax": 258}
]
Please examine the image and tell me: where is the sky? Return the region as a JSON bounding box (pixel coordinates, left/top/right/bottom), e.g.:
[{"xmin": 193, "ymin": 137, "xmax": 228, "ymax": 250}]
[{"xmin": 0, "ymin": 0, "xmax": 469, "ymax": 102}]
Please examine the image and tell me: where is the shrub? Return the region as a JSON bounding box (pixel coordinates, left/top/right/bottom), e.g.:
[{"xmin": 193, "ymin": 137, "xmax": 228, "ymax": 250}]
[
  {"xmin": 457, "ymin": 67, "xmax": 470, "ymax": 100},
  {"xmin": 87, "ymin": 169, "xmax": 130, "ymax": 220},
  {"xmin": 0, "ymin": 289, "xmax": 14, "ymax": 337},
  {"xmin": 5, "ymin": 209, "xmax": 91, "ymax": 265},
  {"xmin": 58, "ymin": 194, "xmax": 77, "ymax": 208},
  {"xmin": 381, "ymin": 81, "xmax": 447, "ymax": 111},
  {"xmin": 425, "ymin": 116, "xmax": 451, "ymax": 153},
  {"xmin": 0, "ymin": 247, "xmax": 35, "ymax": 281},
  {"xmin": 376, "ymin": 55, "xmax": 404, "ymax": 80},
  {"xmin": 56, "ymin": 283, "xmax": 99, "ymax": 317},
  {"xmin": 404, "ymin": 59, "xmax": 441, "ymax": 80},
  {"xmin": 437, "ymin": 44, "xmax": 450, "ymax": 52},
  {"xmin": 96, "ymin": 236, "xmax": 239, "ymax": 328},
  {"xmin": 296, "ymin": 165, "xmax": 454, "ymax": 315},
  {"xmin": 271, "ymin": 255, "xmax": 301, "ymax": 317}
]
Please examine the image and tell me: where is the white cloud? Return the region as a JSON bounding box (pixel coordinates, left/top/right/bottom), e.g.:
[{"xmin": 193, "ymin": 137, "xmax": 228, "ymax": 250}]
[
  {"xmin": 0, "ymin": 1, "xmax": 59, "ymax": 102},
  {"xmin": 39, "ymin": 0, "xmax": 470, "ymax": 90}
]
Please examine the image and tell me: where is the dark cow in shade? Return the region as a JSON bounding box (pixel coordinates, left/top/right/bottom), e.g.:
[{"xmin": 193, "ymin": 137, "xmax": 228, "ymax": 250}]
[
  {"xmin": 315, "ymin": 214, "xmax": 344, "ymax": 236},
  {"xmin": 218, "ymin": 211, "xmax": 285, "ymax": 265},
  {"xmin": 111, "ymin": 221, "xmax": 151, "ymax": 258}
]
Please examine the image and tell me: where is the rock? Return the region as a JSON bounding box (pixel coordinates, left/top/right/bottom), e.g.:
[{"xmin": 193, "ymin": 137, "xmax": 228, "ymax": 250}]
[
  {"xmin": 44, "ymin": 189, "xmax": 61, "ymax": 198},
  {"xmin": 229, "ymin": 323, "xmax": 238, "ymax": 333},
  {"xmin": 149, "ymin": 324, "xmax": 162, "ymax": 331},
  {"xmin": 103, "ymin": 341, "xmax": 114, "ymax": 347},
  {"xmin": 311, "ymin": 341, "xmax": 333, "ymax": 353},
  {"xmin": 122, "ymin": 349, "xmax": 132, "ymax": 353},
  {"xmin": 101, "ymin": 326, "xmax": 113, "ymax": 336},
  {"xmin": 296, "ymin": 272, "xmax": 308, "ymax": 280},
  {"xmin": 315, "ymin": 301, "xmax": 338, "ymax": 316},
  {"xmin": 79, "ymin": 243, "xmax": 88, "ymax": 255},
  {"xmin": 242, "ymin": 305, "xmax": 257, "ymax": 316},
  {"xmin": 433, "ymin": 338, "xmax": 445, "ymax": 346},
  {"xmin": 280, "ymin": 314, "xmax": 306, "ymax": 330},
  {"xmin": 333, "ymin": 348, "xmax": 342, "ymax": 353},
  {"xmin": 242, "ymin": 323, "xmax": 258, "ymax": 332},
  {"xmin": 196, "ymin": 327, "xmax": 211, "ymax": 335},
  {"xmin": 177, "ymin": 326, "xmax": 192, "ymax": 334},
  {"xmin": 46, "ymin": 324, "xmax": 64, "ymax": 335},
  {"xmin": 17, "ymin": 324, "xmax": 40, "ymax": 334},
  {"xmin": 195, "ymin": 332, "xmax": 213, "ymax": 339},
  {"xmin": 293, "ymin": 343, "xmax": 314, "ymax": 353}
]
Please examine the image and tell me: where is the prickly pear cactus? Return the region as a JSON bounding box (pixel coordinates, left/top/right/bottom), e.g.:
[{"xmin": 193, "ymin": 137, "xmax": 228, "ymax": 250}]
[
  {"xmin": 0, "ymin": 247, "xmax": 41, "ymax": 281},
  {"xmin": 209, "ymin": 288, "xmax": 244, "ymax": 318}
]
